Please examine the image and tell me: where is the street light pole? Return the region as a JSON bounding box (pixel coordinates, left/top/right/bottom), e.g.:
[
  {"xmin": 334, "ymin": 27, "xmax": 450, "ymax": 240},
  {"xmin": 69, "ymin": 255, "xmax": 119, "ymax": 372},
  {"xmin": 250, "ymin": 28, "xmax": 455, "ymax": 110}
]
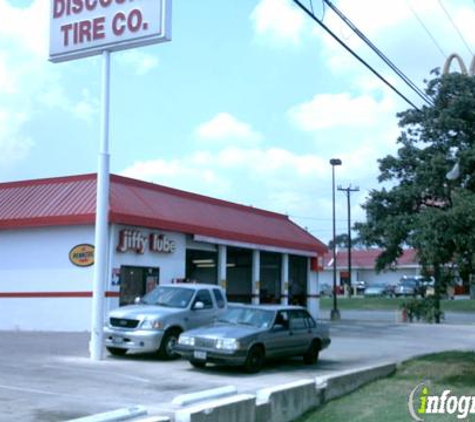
[
  {"xmin": 330, "ymin": 158, "xmax": 342, "ymax": 321},
  {"xmin": 338, "ymin": 185, "xmax": 360, "ymax": 297}
]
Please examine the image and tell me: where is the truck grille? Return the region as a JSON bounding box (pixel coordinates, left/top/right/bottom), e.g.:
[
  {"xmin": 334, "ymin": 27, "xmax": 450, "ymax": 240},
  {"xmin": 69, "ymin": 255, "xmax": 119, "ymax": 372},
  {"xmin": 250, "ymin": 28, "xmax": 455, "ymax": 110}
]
[
  {"xmin": 195, "ymin": 337, "xmax": 216, "ymax": 348},
  {"xmin": 110, "ymin": 317, "xmax": 139, "ymax": 329}
]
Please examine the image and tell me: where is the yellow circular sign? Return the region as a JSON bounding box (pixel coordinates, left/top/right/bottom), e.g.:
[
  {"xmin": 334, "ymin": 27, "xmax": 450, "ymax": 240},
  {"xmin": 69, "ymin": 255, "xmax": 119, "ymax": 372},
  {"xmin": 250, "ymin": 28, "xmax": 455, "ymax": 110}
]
[{"xmin": 69, "ymin": 244, "xmax": 95, "ymax": 267}]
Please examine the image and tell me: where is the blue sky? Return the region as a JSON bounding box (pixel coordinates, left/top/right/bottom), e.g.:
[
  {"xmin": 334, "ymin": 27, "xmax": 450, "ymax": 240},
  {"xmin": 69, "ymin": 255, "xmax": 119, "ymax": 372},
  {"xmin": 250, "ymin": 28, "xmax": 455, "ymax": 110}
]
[{"xmin": 1, "ymin": 0, "xmax": 475, "ymax": 243}]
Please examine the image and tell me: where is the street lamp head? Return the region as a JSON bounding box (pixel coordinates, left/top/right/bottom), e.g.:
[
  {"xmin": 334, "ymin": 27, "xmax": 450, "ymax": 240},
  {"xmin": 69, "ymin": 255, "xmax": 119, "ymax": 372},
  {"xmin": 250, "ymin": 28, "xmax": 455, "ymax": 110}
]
[{"xmin": 330, "ymin": 158, "xmax": 342, "ymax": 166}]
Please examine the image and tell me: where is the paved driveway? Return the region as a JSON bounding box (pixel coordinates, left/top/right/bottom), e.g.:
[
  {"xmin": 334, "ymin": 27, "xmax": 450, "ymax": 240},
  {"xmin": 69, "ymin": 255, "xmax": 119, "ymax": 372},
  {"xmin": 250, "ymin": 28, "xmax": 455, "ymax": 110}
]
[
  {"xmin": 320, "ymin": 309, "xmax": 475, "ymax": 324},
  {"xmin": 1, "ymin": 321, "xmax": 474, "ymax": 421}
]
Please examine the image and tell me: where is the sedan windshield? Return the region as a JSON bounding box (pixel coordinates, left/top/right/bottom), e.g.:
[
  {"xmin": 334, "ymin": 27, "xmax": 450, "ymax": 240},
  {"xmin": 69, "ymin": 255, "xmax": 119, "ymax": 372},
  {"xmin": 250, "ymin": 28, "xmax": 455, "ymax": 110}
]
[
  {"xmin": 218, "ymin": 307, "xmax": 274, "ymax": 329},
  {"xmin": 141, "ymin": 286, "xmax": 195, "ymax": 308}
]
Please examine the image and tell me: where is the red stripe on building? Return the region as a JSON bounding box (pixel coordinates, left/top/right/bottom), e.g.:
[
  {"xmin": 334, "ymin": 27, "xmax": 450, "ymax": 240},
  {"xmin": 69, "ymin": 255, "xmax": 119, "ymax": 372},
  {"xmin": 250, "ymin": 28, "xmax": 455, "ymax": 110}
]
[{"xmin": 0, "ymin": 291, "xmax": 120, "ymax": 298}]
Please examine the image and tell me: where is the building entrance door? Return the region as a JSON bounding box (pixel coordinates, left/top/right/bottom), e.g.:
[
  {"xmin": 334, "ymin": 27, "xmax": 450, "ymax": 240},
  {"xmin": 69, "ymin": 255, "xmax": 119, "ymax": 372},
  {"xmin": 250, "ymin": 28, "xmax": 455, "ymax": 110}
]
[{"xmin": 119, "ymin": 266, "xmax": 160, "ymax": 306}]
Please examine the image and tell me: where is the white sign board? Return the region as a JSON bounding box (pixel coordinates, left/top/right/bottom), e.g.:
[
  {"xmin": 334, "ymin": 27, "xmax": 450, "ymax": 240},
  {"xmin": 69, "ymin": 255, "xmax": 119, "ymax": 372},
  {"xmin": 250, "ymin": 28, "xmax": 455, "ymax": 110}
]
[{"xmin": 49, "ymin": 0, "xmax": 171, "ymax": 63}]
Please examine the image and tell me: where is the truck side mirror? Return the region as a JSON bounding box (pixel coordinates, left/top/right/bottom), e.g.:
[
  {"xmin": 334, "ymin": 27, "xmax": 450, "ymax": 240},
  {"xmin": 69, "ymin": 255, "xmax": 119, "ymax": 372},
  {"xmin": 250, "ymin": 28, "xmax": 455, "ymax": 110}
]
[{"xmin": 192, "ymin": 301, "xmax": 205, "ymax": 310}]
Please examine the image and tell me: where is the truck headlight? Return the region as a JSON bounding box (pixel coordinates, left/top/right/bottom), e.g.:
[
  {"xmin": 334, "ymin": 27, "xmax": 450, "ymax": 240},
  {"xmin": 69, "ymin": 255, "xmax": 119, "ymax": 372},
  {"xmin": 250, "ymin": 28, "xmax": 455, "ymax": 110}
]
[
  {"xmin": 141, "ymin": 318, "xmax": 163, "ymax": 330},
  {"xmin": 178, "ymin": 335, "xmax": 195, "ymax": 346},
  {"xmin": 215, "ymin": 338, "xmax": 239, "ymax": 350}
]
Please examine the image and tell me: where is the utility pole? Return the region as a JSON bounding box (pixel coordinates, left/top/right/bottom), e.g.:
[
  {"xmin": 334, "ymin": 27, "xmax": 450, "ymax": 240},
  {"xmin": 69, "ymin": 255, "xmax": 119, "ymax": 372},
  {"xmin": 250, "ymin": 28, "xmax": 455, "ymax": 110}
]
[
  {"xmin": 330, "ymin": 158, "xmax": 342, "ymax": 320},
  {"xmin": 337, "ymin": 185, "xmax": 359, "ymax": 297}
]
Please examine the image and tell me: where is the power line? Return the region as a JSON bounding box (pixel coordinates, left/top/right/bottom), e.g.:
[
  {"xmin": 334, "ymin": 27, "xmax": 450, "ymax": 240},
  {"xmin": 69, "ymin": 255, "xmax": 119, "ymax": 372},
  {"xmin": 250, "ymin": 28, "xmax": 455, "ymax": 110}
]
[
  {"xmin": 291, "ymin": 0, "xmax": 421, "ymax": 110},
  {"xmin": 322, "ymin": 0, "xmax": 433, "ymax": 106},
  {"xmin": 406, "ymin": 0, "xmax": 447, "ymax": 60},
  {"xmin": 437, "ymin": 0, "xmax": 473, "ymax": 56}
]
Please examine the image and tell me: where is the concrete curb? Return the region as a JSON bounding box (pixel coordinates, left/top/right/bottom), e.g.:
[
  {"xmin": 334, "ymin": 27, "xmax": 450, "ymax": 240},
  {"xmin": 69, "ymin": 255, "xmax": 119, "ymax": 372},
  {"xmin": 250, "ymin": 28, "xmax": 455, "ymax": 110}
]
[
  {"xmin": 66, "ymin": 405, "xmax": 147, "ymax": 422},
  {"xmin": 172, "ymin": 385, "xmax": 238, "ymax": 407},
  {"xmin": 321, "ymin": 362, "xmax": 397, "ymax": 402},
  {"xmin": 174, "ymin": 394, "xmax": 256, "ymax": 422},
  {"xmin": 169, "ymin": 361, "xmax": 397, "ymax": 422},
  {"xmin": 69, "ymin": 362, "xmax": 397, "ymax": 422},
  {"xmin": 255, "ymin": 379, "xmax": 324, "ymax": 422}
]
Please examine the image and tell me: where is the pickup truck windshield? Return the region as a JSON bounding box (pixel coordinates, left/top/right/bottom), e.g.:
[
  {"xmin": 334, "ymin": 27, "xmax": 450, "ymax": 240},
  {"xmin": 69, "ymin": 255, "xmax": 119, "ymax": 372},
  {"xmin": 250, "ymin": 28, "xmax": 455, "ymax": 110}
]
[{"xmin": 141, "ymin": 286, "xmax": 195, "ymax": 308}]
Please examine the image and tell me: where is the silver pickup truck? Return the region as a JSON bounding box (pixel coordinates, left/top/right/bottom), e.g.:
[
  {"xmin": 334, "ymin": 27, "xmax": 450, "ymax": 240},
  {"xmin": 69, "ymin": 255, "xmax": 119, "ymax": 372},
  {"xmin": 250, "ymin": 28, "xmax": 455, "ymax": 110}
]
[{"xmin": 104, "ymin": 283, "xmax": 227, "ymax": 359}]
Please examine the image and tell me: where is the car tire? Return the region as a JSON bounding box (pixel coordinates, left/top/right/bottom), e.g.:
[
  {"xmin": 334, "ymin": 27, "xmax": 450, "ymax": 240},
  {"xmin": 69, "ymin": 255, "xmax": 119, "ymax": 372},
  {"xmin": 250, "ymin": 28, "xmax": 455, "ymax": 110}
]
[
  {"xmin": 158, "ymin": 328, "xmax": 181, "ymax": 360},
  {"xmin": 244, "ymin": 345, "xmax": 265, "ymax": 374},
  {"xmin": 190, "ymin": 360, "xmax": 207, "ymax": 369},
  {"xmin": 106, "ymin": 347, "xmax": 127, "ymax": 356},
  {"xmin": 303, "ymin": 340, "xmax": 320, "ymax": 365}
]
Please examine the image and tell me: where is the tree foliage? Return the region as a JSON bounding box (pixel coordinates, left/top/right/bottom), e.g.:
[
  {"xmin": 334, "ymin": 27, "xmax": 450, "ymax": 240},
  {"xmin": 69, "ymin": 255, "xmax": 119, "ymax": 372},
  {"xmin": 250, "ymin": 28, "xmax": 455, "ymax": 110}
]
[
  {"xmin": 328, "ymin": 233, "xmax": 365, "ymax": 250},
  {"xmin": 355, "ymin": 72, "xmax": 475, "ymax": 286}
]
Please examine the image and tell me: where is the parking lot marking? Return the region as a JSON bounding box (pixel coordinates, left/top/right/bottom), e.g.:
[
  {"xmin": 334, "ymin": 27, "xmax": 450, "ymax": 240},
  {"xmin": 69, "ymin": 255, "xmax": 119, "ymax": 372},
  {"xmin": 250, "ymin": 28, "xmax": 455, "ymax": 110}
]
[
  {"xmin": 42, "ymin": 364, "xmax": 153, "ymax": 384},
  {"xmin": 0, "ymin": 384, "xmax": 84, "ymax": 398}
]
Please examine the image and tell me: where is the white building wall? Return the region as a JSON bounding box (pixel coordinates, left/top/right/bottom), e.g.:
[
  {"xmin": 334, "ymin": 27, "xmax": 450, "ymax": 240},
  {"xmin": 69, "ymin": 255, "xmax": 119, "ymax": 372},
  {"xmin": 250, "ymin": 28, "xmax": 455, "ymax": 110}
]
[
  {"xmin": 0, "ymin": 225, "xmax": 95, "ymax": 331},
  {"xmin": 0, "ymin": 223, "xmax": 320, "ymax": 331},
  {"xmin": 319, "ymin": 267, "xmax": 420, "ymax": 288}
]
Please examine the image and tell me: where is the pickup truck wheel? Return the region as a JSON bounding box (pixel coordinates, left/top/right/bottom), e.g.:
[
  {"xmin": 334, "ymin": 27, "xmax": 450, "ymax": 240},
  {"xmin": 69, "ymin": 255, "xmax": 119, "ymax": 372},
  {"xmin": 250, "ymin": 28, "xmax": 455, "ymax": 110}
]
[
  {"xmin": 303, "ymin": 340, "xmax": 320, "ymax": 365},
  {"xmin": 244, "ymin": 345, "xmax": 265, "ymax": 374},
  {"xmin": 190, "ymin": 360, "xmax": 206, "ymax": 369},
  {"xmin": 106, "ymin": 347, "xmax": 127, "ymax": 356},
  {"xmin": 158, "ymin": 329, "xmax": 181, "ymax": 360}
]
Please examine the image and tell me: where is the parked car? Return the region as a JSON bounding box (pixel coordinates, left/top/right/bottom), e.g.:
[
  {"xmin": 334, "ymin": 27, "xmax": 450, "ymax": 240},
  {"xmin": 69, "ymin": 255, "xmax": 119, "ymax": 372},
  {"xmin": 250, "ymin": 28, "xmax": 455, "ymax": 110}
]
[
  {"xmin": 394, "ymin": 276, "xmax": 431, "ymax": 297},
  {"xmin": 319, "ymin": 283, "xmax": 332, "ymax": 297},
  {"xmin": 352, "ymin": 280, "xmax": 366, "ymax": 295},
  {"xmin": 394, "ymin": 279, "xmax": 418, "ymax": 297},
  {"xmin": 364, "ymin": 284, "xmax": 390, "ymax": 297},
  {"xmin": 364, "ymin": 284, "xmax": 394, "ymax": 298},
  {"xmin": 104, "ymin": 283, "xmax": 228, "ymax": 359},
  {"xmin": 174, "ymin": 304, "xmax": 331, "ymax": 373}
]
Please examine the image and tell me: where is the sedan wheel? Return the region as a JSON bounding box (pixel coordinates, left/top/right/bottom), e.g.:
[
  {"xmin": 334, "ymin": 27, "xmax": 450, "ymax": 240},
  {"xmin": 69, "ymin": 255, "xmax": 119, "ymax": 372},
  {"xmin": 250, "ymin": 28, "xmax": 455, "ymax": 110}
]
[
  {"xmin": 244, "ymin": 345, "xmax": 265, "ymax": 374},
  {"xmin": 303, "ymin": 340, "xmax": 320, "ymax": 365},
  {"xmin": 190, "ymin": 360, "xmax": 206, "ymax": 369}
]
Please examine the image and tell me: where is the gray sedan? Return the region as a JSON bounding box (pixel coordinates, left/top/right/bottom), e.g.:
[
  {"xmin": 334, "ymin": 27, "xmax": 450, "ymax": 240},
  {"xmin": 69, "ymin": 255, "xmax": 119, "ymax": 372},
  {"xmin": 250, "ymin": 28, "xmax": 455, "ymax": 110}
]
[{"xmin": 174, "ymin": 304, "xmax": 331, "ymax": 373}]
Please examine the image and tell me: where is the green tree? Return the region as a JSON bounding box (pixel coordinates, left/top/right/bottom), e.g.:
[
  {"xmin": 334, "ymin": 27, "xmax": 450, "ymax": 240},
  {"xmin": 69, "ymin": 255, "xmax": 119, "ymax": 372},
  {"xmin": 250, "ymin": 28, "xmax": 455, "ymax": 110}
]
[
  {"xmin": 356, "ymin": 72, "xmax": 475, "ymax": 322},
  {"xmin": 327, "ymin": 233, "xmax": 365, "ymax": 250}
]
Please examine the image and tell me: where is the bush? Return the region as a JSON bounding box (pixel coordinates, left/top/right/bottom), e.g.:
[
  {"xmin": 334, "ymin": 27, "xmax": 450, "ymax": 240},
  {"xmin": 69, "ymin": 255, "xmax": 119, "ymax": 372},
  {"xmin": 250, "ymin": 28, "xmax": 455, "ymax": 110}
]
[{"xmin": 400, "ymin": 297, "xmax": 444, "ymax": 323}]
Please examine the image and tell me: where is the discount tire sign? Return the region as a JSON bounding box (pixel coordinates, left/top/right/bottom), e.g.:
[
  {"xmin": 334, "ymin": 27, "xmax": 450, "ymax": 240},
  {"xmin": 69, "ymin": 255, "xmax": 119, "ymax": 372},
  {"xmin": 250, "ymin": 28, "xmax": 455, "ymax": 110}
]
[{"xmin": 49, "ymin": 0, "xmax": 171, "ymax": 62}]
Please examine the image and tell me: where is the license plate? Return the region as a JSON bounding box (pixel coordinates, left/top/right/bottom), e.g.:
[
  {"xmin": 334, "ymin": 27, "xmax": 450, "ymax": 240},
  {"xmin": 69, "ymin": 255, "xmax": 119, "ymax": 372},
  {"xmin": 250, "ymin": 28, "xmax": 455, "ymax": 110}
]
[
  {"xmin": 112, "ymin": 336, "xmax": 124, "ymax": 344},
  {"xmin": 193, "ymin": 350, "xmax": 207, "ymax": 360}
]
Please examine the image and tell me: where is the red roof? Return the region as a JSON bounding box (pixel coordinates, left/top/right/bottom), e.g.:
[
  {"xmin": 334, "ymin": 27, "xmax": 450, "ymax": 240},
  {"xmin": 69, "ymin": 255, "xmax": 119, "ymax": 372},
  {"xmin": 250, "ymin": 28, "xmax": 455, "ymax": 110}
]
[
  {"xmin": 0, "ymin": 173, "xmax": 327, "ymax": 255},
  {"xmin": 324, "ymin": 248, "xmax": 418, "ymax": 268}
]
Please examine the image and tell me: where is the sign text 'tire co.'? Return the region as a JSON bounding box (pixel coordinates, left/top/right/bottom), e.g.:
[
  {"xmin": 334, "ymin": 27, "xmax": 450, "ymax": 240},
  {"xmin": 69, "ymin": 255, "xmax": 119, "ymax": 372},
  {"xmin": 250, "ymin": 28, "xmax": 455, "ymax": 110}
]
[{"xmin": 49, "ymin": 0, "xmax": 171, "ymax": 63}]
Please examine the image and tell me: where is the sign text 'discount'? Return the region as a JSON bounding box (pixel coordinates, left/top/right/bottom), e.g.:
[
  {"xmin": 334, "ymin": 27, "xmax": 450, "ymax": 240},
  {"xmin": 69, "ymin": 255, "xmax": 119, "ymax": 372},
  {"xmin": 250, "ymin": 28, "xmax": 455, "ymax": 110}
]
[{"xmin": 49, "ymin": 0, "xmax": 171, "ymax": 62}]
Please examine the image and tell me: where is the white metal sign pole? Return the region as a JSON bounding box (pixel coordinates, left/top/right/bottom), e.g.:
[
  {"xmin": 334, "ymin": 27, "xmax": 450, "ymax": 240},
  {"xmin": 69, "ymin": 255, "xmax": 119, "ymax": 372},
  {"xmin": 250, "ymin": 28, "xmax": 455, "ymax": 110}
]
[
  {"xmin": 90, "ymin": 50, "xmax": 111, "ymax": 361},
  {"xmin": 49, "ymin": 0, "xmax": 171, "ymax": 361}
]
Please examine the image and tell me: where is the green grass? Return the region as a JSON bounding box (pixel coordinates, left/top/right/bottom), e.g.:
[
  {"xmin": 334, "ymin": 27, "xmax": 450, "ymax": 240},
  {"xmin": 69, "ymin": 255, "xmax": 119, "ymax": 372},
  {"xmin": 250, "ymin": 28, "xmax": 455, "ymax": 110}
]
[
  {"xmin": 297, "ymin": 351, "xmax": 475, "ymax": 422},
  {"xmin": 320, "ymin": 297, "xmax": 475, "ymax": 313}
]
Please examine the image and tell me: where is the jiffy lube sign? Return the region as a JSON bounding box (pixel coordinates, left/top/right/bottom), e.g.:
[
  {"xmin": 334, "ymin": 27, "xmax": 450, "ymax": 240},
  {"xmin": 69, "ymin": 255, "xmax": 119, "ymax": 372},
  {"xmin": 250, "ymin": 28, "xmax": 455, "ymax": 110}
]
[{"xmin": 49, "ymin": 0, "xmax": 171, "ymax": 62}]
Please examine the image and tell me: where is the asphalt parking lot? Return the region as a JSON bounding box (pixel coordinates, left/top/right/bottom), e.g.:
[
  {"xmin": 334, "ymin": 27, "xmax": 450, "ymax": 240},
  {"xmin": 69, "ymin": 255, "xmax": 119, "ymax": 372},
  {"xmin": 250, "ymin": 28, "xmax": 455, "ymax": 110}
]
[{"xmin": 1, "ymin": 320, "xmax": 474, "ymax": 422}]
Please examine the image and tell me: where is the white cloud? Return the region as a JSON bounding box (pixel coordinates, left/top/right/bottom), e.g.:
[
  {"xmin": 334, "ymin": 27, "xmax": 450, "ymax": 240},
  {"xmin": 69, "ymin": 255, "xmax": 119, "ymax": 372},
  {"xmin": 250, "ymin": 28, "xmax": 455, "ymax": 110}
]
[
  {"xmin": 121, "ymin": 145, "xmax": 382, "ymax": 242},
  {"xmin": 289, "ymin": 92, "xmax": 394, "ymax": 130},
  {"xmin": 37, "ymin": 86, "xmax": 100, "ymax": 124},
  {"xmin": 0, "ymin": 110, "xmax": 33, "ymax": 165},
  {"xmin": 251, "ymin": 0, "xmax": 307, "ymax": 46},
  {"xmin": 116, "ymin": 50, "xmax": 159, "ymax": 75},
  {"xmin": 195, "ymin": 113, "xmax": 263, "ymax": 146},
  {"xmin": 123, "ymin": 146, "xmax": 333, "ymax": 216},
  {"xmin": 0, "ymin": 0, "xmax": 49, "ymax": 58}
]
